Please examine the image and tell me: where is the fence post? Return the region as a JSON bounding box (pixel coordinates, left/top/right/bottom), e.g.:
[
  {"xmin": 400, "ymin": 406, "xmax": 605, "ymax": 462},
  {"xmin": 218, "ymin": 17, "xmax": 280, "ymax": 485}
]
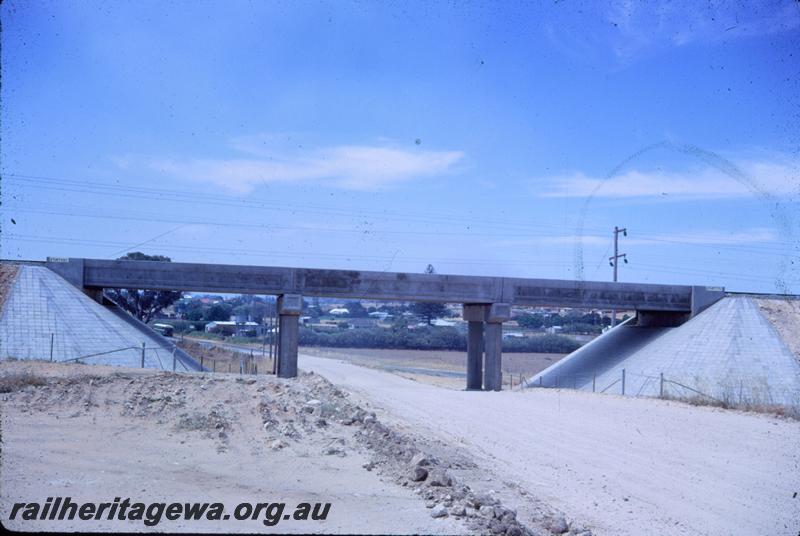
[
  {"xmin": 213, "ymin": 360, "xmax": 216, "ymax": 373},
  {"xmin": 539, "ymin": 376, "xmax": 543, "ymax": 387},
  {"xmin": 660, "ymin": 373, "xmax": 664, "ymax": 398},
  {"xmin": 200, "ymin": 356, "xmax": 204, "ymax": 370},
  {"xmin": 172, "ymin": 347, "xmax": 177, "ymax": 372},
  {"xmin": 141, "ymin": 342, "xmax": 146, "ymax": 368},
  {"xmin": 592, "ymin": 372, "xmax": 596, "ymax": 393},
  {"xmin": 555, "ymin": 376, "xmax": 560, "ymax": 388},
  {"xmin": 50, "ymin": 333, "xmax": 55, "ymax": 362},
  {"xmin": 621, "ymin": 368, "xmax": 626, "ymax": 395}
]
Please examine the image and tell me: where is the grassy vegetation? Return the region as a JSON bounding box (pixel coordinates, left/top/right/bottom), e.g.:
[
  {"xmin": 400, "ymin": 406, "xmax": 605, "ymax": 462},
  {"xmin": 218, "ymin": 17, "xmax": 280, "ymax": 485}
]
[
  {"xmin": 658, "ymin": 378, "xmax": 800, "ymax": 421},
  {"xmin": 662, "ymin": 392, "xmax": 800, "ymax": 421},
  {"xmin": 298, "ymin": 326, "xmax": 580, "ymax": 353},
  {"xmin": 0, "ymin": 371, "xmax": 48, "ymax": 393},
  {"xmin": 181, "ymin": 325, "xmax": 581, "ymax": 353}
]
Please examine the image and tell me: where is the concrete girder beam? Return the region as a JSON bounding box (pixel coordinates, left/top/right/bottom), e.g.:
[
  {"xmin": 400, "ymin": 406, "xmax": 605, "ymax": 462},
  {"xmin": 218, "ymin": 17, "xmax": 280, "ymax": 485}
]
[{"xmin": 58, "ymin": 257, "xmax": 698, "ymax": 312}]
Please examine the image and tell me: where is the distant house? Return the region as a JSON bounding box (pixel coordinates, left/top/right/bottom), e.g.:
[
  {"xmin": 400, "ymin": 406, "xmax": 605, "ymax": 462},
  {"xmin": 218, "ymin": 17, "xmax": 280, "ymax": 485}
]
[
  {"xmin": 368, "ymin": 311, "xmax": 391, "ymax": 320},
  {"xmin": 205, "ymin": 321, "xmax": 265, "ymax": 337},
  {"xmin": 328, "ymin": 308, "xmax": 350, "ymax": 316},
  {"xmin": 502, "ymin": 332, "xmax": 525, "ymax": 339},
  {"xmin": 347, "ymin": 318, "xmax": 378, "ymax": 329}
]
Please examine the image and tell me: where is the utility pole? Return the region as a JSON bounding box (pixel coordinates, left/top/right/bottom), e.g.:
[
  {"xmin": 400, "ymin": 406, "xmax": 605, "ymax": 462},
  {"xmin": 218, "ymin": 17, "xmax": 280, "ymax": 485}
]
[{"xmin": 609, "ymin": 226, "xmax": 628, "ymax": 327}]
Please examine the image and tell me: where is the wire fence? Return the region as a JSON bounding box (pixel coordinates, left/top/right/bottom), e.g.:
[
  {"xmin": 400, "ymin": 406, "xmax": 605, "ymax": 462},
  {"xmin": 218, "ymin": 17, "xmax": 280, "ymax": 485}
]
[
  {"xmin": 195, "ymin": 306, "xmax": 280, "ymax": 375},
  {"xmin": 21, "ymin": 303, "xmax": 285, "ymax": 375},
  {"xmin": 189, "ymin": 344, "xmax": 275, "ymax": 376},
  {"xmin": 48, "ymin": 340, "xmax": 190, "ymax": 372},
  {"xmin": 521, "ymin": 367, "xmax": 800, "ymax": 413},
  {"xmin": 22, "ymin": 337, "xmax": 281, "ymax": 377}
]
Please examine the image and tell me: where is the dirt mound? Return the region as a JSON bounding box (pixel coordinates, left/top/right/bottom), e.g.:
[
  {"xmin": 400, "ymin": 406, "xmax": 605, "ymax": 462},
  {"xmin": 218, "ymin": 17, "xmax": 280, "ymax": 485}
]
[
  {"xmin": 757, "ymin": 298, "xmax": 800, "ymax": 362},
  {"xmin": 1, "ymin": 361, "xmax": 579, "ymax": 535}
]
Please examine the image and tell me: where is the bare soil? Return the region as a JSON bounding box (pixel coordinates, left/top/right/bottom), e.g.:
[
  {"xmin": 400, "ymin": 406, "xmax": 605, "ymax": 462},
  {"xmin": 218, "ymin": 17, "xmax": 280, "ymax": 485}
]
[
  {"xmin": 299, "ymin": 347, "xmax": 565, "ymax": 389},
  {"xmin": 757, "ymin": 298, "xmax": 800, "ymax": 362},
  {"xmin": 181, "ymin": 338, "xmax": 565, "ymax": 390},
  {"xmin": 0, "ymin": 360, "xmax": 555, "ymax": 535}
]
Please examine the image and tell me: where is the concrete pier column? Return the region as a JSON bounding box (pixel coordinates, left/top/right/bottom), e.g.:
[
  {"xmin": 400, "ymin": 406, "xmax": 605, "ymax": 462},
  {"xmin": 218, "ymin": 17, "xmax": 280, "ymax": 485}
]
[
  {"xmin": 461, "ymin": 304, "xmax": 488, "ymax": 391},
  {"xmin": 483, "ymin": 323, "xmax": 502, "ymax": 391},
  {"xmin": 276, "ymin": 294, "xmax": 303, "ymax": 378},
  {"xmin": 466, "ymin": 321, "xmax": 484, "ymax": 390},
  {"xmin": 483, "ymin": 303, "xmax": 511, "ymax": 391},
  {"xmin": 463, "ymin": 304, "xmax": 489, "ymax": 390}
]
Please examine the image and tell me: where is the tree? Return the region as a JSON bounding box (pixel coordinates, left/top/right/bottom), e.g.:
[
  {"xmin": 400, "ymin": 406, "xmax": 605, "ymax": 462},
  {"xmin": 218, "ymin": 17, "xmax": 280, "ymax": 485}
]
[
  {"xmin": 412, "ymin": 302, "xmax": 448, "ymax": 325},
  {"xmin": 412, "ymin": 264, "xmax": 448, "ymax": 325},
  {"xmin": 344, "ymin": 301, "xmax": 368, "ymax": 317},
  {"xmin": 186, "ymin": 309, "xmax": 204, "ymax": 321},
  {"xmin": 105, "ymin": 252, "xmax": 182, "ymax": 323},
  {"xmin": 516, "ymin": 314, "xmax": 544, "ymax": 329},
  {"xmin": 205, "ymin": 303, "xmax": 233, "ymax": 321},
  {"xmin": 232, "ymin": 305, "xmax": 250, "ymax": 318}
]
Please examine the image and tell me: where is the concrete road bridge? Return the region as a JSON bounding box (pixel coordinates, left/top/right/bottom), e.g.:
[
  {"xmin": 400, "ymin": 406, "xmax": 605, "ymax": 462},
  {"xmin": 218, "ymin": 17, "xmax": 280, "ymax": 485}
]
[{"xmin": 44, "ymin": 257, "xmax": 725, "ymax": 391}]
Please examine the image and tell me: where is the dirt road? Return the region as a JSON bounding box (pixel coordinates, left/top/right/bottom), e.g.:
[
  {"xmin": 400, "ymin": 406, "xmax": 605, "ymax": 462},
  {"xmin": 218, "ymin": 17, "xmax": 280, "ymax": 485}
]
[{"xmin": 299, "ymin": 353, "xmax": 800, "ymax": 536}]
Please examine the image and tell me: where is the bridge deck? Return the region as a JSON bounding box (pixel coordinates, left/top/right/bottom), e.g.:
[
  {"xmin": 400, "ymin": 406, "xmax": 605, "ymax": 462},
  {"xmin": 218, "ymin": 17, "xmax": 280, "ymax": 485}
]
[{"xmin": 46, "ymin": 258, "xmax": 698, "ymax": 311}]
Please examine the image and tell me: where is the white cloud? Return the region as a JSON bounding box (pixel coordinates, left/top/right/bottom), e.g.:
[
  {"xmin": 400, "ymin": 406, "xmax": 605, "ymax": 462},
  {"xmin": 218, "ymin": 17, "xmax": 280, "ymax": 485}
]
[
  {"xmin": 607, "ymin": 1, "xmax": 800, "ymax": 63},
  {"xmin": 533, "ymin": 159, "xmax": 799, "ymax": 200},
  {"xmin": 148, "ymin": 143, "xmax": 464, "ymax": 194}
]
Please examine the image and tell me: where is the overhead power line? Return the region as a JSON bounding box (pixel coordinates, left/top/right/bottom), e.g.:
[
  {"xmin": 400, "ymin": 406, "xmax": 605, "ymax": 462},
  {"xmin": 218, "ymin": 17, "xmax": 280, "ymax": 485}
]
[
  {"xmin": 4, "ymin": 173, "xmax": 616, "ymax": 235},
  {"xmin": 5, "ymin": 198, "xmax": 796, "ymax": 257}
]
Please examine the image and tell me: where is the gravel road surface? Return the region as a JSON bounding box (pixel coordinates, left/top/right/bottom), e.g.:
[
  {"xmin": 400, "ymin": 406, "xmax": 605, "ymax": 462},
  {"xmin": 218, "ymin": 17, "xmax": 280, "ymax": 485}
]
[{"xmin": 300, "ymin": 353, "xmax": 800, "ymax": 536}]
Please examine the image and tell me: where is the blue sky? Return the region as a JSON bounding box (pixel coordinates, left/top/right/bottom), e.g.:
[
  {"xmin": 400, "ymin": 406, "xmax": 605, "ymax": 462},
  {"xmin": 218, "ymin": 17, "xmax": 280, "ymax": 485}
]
[{"xmin": 1, "ymin": 1, "xmax": 799, "ymax": 294}]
